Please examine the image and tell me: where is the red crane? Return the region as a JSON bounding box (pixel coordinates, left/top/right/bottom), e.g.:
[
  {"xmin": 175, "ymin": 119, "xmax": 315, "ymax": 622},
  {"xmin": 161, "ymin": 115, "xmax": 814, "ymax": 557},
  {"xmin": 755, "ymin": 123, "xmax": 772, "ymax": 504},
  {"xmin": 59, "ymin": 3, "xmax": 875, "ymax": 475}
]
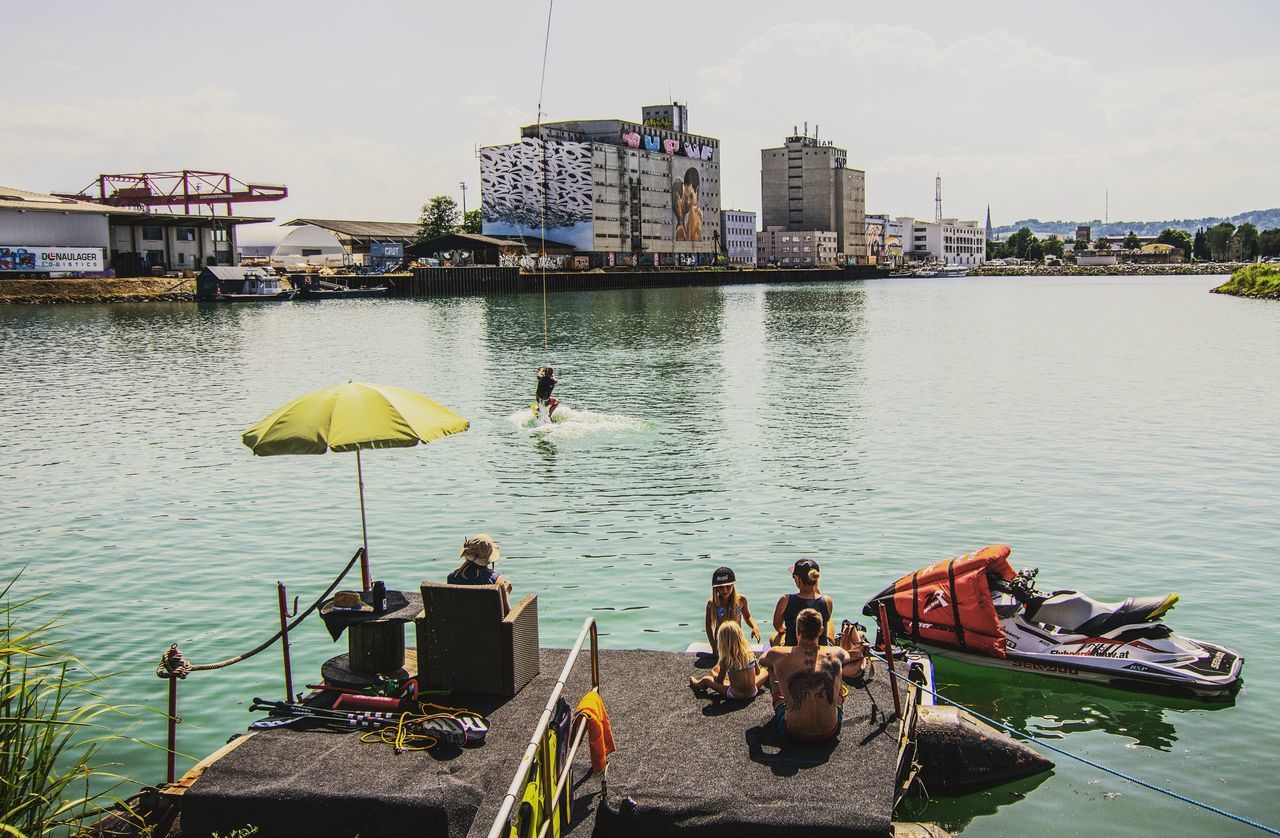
[{"xmin": 58, "ymin": 170, "xmax": 287, "ymax": 216}]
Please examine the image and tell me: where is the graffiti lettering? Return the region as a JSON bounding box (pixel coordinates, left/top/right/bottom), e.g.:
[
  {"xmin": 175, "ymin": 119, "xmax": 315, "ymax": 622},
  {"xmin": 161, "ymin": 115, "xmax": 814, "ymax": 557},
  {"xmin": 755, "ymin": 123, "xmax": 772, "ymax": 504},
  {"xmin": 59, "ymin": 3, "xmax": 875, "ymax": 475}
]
[{"xmin": 621, "ymin": 131, "xmax": 715, "ymax": 161}]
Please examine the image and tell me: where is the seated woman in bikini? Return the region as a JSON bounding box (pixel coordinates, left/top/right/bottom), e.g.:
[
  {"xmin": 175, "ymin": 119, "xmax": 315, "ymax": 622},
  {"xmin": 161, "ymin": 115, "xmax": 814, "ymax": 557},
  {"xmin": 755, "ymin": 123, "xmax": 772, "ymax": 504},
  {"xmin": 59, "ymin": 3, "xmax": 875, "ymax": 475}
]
[{"xmin": 690, "ymin": 621, "xmax": 769, "ymax": 701}]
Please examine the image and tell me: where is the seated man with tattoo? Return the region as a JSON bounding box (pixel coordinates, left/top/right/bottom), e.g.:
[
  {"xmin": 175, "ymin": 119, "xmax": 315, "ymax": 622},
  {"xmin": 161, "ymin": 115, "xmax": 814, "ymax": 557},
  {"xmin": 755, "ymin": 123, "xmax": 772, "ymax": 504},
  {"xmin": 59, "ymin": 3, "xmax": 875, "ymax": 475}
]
[{"xmin": 758, "ymin": 608, "xmax": 867, "ymax": 742}]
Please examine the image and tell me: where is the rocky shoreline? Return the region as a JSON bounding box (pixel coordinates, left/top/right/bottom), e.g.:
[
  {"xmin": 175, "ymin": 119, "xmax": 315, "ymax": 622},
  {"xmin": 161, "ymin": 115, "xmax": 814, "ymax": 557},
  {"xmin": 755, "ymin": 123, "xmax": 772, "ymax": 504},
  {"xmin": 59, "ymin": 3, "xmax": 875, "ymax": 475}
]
[
  {"xmin": 0, "ymin": 278, "xmax": 196, "ymax": 304},
  {"xmin": 968, "ymin": 263, "xmax": 1236, "ymax": 277}
]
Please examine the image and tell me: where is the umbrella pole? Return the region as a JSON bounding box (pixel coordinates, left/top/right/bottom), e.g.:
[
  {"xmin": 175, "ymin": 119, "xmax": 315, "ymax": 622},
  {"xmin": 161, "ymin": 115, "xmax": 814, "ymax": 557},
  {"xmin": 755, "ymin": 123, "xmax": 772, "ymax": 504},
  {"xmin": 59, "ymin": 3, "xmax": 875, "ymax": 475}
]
[{"xmin": 356, "ymin": 448, "xmax": 371, "ymax": 591}]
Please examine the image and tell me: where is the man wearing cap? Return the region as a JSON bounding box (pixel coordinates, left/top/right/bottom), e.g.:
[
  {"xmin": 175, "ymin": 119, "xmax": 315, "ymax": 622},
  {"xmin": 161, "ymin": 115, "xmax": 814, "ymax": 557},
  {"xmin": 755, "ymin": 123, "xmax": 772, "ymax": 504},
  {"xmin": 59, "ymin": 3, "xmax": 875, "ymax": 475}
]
[
  {"xmin": 759, "ymin": 608, "xmax": 867, "ymax": 741},
  {"xmin": 772, "ymin": 558, "xmax": 836, "ymax": 647},
  {"xmin": 447, "ymin": 534, "xmax": 512, "ymax": 614}
]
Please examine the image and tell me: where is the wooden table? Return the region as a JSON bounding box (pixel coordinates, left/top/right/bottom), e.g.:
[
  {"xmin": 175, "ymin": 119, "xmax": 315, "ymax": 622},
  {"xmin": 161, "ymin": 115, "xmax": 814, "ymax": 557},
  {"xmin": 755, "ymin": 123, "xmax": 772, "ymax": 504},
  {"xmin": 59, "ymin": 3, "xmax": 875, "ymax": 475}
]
[{"xmin": 320, "ymin": 590, "xmax": 423, "ymax": 688}]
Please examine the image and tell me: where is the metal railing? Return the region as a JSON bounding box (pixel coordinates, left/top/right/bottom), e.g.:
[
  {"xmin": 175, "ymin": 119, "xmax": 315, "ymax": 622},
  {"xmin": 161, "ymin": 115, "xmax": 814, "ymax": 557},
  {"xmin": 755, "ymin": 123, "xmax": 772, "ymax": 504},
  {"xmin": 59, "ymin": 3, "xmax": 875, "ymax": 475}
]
[
  {"xmin": 487, "ymin": 616, "xmax": 600, "ymax": 838},
  {"xmin": 155, "ymin": 547, "xmax": 363, "ymax": 783}
]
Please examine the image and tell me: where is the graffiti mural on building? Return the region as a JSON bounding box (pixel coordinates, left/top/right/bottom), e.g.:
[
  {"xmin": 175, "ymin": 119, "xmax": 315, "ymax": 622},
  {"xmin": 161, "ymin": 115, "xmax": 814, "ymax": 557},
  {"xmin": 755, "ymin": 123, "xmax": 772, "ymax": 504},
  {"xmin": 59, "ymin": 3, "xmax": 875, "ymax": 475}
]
[
  {"xmin": 498, "ymin": 252, "xmax": 567, "ymax": 271},
  {"xmin": 619, "ymin": 130, "xmax": 714, "ymax": 161},
  {"xmin": 481, "ymin": 138, "xmax": 592, "ymax": 250},
  {"xmin": 865, "ymin": 222, "xmax": 884, "ymax": 266},
  {"xmin": 672, "ymin": 162, "xmax": 707, "ymax": 242}
]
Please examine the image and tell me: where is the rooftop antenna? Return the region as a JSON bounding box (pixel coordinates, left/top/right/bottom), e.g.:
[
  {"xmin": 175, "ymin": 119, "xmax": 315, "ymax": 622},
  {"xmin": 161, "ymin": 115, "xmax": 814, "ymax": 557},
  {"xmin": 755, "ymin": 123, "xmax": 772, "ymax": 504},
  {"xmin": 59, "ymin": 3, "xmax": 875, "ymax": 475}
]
[
  {"xmin": 815, "ymin": 123, "xmax": 819, "ymax": 141},
  {"xmin": 935, "ymin": 173, "xmax": 942, "ymax": 223},
  {"xmin": 804, "ymin": 121, "xmax": 808, "ymax": 138}
]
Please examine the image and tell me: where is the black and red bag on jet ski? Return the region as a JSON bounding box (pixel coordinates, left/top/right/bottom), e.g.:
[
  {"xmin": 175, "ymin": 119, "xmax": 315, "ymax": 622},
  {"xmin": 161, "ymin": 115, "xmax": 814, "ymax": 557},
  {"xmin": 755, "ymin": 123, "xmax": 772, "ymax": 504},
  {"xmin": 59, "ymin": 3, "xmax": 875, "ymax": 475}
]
[{"xmin": 863, "ymin": 545, "xmax": 1017, "ymax": 658}]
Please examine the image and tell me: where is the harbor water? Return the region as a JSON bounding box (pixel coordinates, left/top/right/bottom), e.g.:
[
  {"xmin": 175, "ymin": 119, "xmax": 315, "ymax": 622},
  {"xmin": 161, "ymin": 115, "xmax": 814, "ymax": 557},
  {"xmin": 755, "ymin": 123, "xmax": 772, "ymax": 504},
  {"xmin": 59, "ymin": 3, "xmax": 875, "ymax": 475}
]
[{"xmin": 1, "ymin": 274, "xmax": 1277, "ymax": 836}]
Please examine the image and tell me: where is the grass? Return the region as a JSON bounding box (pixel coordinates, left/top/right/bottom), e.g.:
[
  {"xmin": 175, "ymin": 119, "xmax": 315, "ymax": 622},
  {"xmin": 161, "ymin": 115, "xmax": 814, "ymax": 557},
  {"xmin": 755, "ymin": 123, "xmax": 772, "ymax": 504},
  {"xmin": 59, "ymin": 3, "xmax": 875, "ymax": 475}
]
[
  {"xmin": 0, "ymin": 573, "xmax": 134, "ymax": 837},
  {"xmin": 1213, "ymin": 264, "xmax": 1280, "ymax": 298}
]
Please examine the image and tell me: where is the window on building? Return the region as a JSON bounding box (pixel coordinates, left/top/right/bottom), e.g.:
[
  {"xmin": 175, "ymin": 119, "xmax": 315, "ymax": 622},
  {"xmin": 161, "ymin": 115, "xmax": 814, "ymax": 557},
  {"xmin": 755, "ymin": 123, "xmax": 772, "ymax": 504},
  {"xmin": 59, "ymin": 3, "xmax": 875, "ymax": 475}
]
[
  {"xmin": 142, "ymin": 226, "xmax": 163, "ymax": 241},
  {"xmin": 146, "ymin": 249, "xmax": 165, "ymax": 265},
  {"xmin": 212, "ymin": 229, "xmax": 229, "ymax": 243},
  {"xmin": 176, "ymin": 227, "xmax": 195, "ymax": 242}
]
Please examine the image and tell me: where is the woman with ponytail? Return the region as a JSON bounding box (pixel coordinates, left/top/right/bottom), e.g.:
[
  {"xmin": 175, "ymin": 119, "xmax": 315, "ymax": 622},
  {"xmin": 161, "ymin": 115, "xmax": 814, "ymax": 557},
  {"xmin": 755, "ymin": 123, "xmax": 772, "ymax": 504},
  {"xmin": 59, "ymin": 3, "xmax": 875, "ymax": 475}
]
[{"xmin": 772, "ymin": 559, "xmax": 836, "ymax": 646}]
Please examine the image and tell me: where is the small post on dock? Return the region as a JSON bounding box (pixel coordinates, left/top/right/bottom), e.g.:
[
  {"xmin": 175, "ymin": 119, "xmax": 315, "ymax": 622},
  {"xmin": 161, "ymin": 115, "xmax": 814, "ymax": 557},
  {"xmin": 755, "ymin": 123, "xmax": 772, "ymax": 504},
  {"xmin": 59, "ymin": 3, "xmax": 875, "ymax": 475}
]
[
  {"xmin": 156, "ymin": 645, "xmax": 191, "ymax": 785},
  {"xmin": 877, "ymin": 602, "xmax": 902, "ymax": 720},
  {"xmin": 277, "ymin": 582, "xmax": 298, "ymax": 702}
]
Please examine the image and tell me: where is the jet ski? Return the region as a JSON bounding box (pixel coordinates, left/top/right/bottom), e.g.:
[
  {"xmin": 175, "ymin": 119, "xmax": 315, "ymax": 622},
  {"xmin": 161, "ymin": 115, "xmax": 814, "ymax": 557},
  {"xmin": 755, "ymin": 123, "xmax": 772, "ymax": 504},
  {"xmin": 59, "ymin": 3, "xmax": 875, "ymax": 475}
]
[{"xmin": 863, "ymin": 545, "xmax": 1243, "ymax": 699}]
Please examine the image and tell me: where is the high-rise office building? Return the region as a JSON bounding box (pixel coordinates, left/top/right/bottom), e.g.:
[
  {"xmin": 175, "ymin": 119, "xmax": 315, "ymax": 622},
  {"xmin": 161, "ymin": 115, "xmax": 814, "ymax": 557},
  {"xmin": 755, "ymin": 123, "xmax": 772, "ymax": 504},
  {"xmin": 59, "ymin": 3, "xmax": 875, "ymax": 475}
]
[{"xmin": 760, "ymin": 129, "xmax": 866, "ymax": 263}]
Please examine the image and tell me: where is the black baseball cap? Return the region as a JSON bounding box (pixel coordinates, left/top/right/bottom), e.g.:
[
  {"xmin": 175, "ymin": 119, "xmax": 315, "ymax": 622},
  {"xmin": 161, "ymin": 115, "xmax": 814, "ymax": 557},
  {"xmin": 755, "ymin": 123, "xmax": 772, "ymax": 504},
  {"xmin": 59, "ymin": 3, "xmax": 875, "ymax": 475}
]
[
  {"xmin": 712, "ymin": 566, "xmax": 736, "ymax": 587},
  {"xmin": 789, "ymin": 559, "xmax": 820, "ymax": 576}
]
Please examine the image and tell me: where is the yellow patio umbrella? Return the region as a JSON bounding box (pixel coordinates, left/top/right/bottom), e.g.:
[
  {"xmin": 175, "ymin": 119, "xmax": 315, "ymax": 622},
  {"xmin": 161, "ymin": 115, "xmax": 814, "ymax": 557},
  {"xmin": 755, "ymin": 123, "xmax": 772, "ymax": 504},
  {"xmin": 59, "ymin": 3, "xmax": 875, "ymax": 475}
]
[{"xmin": 242, "ymin": 381, "xmax": 469, "ymax": 589}]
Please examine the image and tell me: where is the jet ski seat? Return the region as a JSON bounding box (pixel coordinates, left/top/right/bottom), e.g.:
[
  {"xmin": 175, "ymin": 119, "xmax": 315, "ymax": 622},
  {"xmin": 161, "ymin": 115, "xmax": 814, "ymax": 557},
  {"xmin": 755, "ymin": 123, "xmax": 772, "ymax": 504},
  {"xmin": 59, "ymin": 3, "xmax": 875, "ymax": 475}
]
[{"xmin": 1025, "ymin": 591, "xmax": 1179, "ymax": 635}]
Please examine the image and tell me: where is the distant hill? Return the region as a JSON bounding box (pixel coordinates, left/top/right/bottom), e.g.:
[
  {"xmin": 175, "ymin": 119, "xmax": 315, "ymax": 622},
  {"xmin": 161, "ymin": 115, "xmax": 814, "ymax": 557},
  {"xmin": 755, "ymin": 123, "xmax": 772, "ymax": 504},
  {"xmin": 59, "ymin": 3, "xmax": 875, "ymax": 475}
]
[{"xmin": 992, "ymin": 208, "xmax": 1280, "ymax": 239}]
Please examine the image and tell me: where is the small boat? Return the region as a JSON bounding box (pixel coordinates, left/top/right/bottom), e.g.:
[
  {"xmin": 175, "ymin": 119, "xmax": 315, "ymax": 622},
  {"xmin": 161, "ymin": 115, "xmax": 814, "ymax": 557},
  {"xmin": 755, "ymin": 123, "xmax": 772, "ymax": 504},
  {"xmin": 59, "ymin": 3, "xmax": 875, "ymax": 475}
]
[
  {"xmin": 196, "ymin": 267, "xmax": 295, "ymax": 302},
  {"xmin": 294, "ymin": 280, "xmax": 388, "ymax": 300},
  {"xmin": 863, "ymin": 545, "xmax": 1243, "ymax": 698},
  {"xmin": 936, "ymin": 265, "xmax": 969, "ymax": 277}
]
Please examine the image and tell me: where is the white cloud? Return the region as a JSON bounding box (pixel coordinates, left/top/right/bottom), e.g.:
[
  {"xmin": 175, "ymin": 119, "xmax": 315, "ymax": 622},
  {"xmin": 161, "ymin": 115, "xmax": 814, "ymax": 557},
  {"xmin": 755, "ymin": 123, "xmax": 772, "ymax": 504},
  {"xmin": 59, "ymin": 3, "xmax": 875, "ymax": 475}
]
[{"xmin": 696, "ymin": 21, "xmax": 1279, "ymax": 222}]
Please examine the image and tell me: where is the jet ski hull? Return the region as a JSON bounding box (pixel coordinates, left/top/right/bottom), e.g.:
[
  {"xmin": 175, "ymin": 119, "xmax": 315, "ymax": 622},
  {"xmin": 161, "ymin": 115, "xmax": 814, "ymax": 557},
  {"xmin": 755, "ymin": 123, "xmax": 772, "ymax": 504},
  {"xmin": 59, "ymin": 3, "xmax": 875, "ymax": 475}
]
[{"xmin": 909, "ymin": 638, "xmax": 1242, "ymax": 699}]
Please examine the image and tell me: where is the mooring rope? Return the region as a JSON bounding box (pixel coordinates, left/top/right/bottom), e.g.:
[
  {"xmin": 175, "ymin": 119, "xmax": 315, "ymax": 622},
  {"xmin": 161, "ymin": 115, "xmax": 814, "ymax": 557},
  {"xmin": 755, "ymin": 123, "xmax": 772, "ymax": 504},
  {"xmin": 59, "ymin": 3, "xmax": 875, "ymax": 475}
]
[
  {"xmin": 871, "ymin": 649, "xmax": 1279, "ymax": 835},
  {"xmin": 162, "ymin": 548, "xmax": 362, "ymax": 675}
]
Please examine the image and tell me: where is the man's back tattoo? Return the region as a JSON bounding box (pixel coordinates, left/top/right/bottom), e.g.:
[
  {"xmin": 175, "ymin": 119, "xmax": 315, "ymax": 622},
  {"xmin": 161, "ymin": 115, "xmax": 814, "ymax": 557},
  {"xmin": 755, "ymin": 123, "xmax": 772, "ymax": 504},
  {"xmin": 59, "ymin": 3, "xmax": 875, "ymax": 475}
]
[{"xmin": 787, "ymin": 658, "xmax": 840, "ymax": 710}]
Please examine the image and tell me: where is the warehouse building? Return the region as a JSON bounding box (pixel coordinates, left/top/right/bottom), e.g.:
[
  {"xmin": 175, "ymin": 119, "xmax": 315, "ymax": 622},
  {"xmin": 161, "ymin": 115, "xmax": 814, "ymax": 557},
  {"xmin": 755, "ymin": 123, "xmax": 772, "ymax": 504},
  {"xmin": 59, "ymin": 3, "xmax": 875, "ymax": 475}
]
[
  {"xmin": 480, "ymin": 103, "xmax": 721, "ymax": 266},
  {"xmin": 280, "ymin": 219, "xmax": 419, "ymax": 269},
  {"xmin": 0, "ymin": 186, "xmax": 121, "ymax": 275}
]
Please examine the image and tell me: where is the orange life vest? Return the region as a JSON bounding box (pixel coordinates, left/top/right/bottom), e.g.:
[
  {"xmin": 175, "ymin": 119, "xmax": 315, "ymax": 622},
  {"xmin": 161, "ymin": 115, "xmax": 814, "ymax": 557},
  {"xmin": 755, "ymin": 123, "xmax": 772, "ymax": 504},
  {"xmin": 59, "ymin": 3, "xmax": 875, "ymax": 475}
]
[{"xmin": 888, "ymin": 545, "xmax": 1017, "ymax": 658}]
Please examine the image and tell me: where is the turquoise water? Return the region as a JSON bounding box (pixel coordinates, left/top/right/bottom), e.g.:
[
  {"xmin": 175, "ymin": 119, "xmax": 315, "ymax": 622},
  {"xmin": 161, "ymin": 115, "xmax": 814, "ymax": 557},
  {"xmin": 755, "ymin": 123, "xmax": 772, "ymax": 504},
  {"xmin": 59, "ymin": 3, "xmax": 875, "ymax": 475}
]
[{"xmin": 2, "ymin": 275, "xmax": 1278, "ymax": 835}]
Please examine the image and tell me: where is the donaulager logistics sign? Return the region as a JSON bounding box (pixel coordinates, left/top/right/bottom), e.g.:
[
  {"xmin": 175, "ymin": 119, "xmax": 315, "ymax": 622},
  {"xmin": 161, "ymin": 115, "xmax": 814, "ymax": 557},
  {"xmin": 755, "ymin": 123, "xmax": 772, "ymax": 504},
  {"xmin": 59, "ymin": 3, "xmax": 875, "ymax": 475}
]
[{"xmin": 0, "ymin": 245, "xmax": 105, "ymax": 272}]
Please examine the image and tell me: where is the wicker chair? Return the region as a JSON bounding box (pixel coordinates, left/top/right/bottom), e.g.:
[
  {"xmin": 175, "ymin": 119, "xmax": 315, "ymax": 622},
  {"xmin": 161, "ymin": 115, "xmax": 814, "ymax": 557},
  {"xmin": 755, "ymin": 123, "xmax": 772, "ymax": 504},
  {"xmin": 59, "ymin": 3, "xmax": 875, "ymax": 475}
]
[{"xmin": 415, "ymin": 582, "xmax": 540, "ymax": 697}]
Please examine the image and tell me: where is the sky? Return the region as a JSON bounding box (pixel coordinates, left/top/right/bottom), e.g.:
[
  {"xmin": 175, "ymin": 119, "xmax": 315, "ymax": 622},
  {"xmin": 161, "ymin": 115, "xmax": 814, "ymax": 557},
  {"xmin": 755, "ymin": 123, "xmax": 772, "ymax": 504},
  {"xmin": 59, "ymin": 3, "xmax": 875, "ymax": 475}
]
[{"xmin": 3, "ymin": 0, "xmax": 1277, "ymax": 243}]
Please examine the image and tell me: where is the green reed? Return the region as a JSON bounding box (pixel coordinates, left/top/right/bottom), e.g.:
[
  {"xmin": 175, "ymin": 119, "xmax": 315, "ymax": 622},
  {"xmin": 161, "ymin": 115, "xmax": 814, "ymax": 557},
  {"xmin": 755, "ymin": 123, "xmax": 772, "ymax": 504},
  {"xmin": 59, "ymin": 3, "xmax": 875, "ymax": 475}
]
[{"xmin": 1, "ymin": 574, "xmax": 131, "ymax": 838}]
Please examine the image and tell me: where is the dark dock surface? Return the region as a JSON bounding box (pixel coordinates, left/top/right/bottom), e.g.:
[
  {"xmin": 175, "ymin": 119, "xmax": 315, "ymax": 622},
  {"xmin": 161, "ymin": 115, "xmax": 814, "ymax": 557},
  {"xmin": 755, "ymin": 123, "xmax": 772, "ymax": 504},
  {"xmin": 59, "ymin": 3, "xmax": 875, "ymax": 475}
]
[{"xmin": 180, "ymin": 648, "xmax": 901, "ymax": 837}]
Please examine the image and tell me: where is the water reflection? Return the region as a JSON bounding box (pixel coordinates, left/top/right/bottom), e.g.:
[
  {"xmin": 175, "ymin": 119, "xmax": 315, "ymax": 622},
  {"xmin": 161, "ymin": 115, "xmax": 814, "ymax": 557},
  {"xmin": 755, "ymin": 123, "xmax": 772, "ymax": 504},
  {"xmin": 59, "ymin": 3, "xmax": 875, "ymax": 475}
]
[{"xmin": 932, "ymin": 657, "xmax": 1233, "ymax": 752}]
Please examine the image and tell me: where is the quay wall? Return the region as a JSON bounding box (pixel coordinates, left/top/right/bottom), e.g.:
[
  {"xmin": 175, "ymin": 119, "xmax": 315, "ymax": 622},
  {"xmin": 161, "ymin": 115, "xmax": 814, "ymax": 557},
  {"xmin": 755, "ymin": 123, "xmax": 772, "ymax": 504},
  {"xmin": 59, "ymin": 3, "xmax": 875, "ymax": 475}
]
[{"xmin": 388, "ymin": 267, "xmax": 852, "ymax": 297}]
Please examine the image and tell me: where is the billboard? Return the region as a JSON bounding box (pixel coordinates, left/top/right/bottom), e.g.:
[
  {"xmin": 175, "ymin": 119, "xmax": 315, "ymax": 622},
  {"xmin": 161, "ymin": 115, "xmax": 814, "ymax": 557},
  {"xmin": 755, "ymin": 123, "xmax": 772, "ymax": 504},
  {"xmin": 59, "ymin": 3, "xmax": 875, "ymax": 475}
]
[
  {"xmin": 0, "ymin": 246, "xmax": 105, "ymax": 272},
  {"xmin": 480, "ymin": 138, "xmax": 592, "ymax": 251},
  {"xmin": 370, "ymin": 242, "xmax": 403, "ymax": 260}
]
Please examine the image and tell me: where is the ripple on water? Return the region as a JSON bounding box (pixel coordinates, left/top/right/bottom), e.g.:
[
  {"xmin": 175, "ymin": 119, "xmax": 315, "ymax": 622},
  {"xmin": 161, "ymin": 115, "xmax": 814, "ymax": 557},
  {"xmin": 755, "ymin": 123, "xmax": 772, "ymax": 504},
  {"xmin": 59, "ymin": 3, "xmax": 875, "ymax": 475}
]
[{"xmin": 1, "ymin": 279, "xmax": 1277, "ymax": 836}]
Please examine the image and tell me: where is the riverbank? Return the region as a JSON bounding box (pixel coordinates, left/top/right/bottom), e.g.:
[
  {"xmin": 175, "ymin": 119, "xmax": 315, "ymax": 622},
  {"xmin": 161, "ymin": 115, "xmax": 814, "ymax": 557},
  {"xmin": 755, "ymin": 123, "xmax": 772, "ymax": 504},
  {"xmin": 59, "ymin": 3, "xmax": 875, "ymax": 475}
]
[
  {"xmin": 1211, "ymin": 264, "xmax": 1280, "ymax": 299},
  {"xmin": 0, "ymin": 278, "xmax": 195, "ymax": 304},
  {"xmin": 969, "ymin": 263, "xmax": 1235, "ymax": 277}
]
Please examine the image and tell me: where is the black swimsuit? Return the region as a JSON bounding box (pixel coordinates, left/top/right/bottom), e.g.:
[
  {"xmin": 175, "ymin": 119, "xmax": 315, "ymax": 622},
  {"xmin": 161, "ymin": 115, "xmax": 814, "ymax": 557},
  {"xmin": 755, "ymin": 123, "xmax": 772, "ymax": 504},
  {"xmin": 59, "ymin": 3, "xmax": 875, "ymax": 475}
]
[
  {"xmin": 780, "ymin": 593, "xmax": 831, "ymax": 646},
  {"xmin": 536, "ymin": 376, "xmax": 556, "ymax": 403}
]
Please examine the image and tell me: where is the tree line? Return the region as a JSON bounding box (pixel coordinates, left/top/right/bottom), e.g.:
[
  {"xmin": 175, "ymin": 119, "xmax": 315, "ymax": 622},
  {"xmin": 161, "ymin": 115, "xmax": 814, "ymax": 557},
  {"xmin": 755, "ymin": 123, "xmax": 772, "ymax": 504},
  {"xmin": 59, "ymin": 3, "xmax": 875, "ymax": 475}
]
[
  {"xmin": 417, "ymin": 196, "xmax": 482, "ymax": 241},
  {"xmin": 989, "ymin": 223, "xmax": 1280, "ymax": 262}
]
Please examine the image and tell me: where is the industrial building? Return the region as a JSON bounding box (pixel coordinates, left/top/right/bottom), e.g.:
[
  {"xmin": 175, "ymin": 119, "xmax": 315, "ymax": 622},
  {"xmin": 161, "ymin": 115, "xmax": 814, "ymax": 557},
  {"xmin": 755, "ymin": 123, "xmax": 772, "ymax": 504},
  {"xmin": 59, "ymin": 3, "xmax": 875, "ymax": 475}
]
[
  {"xmin": 1, "ymin": 186, "xmax": 120, "ymax": 275},
  {"xmin": 864, "ymin": 214, "xmax": 907, "ymax": 268},
  {"xmin": 1, "ymin": 182, "xmax": 272, "ymax": 276},
  {"xmin": 25, "ymin": 170, "xmax": 287, "ymax": 276},
  {"xmin": 480, "ymin": 103, "xmax": 721, "ymax": 266},
  {"xmin": 899, "ymin": 216, "xmax": 986, "ymax": 266},
  {"xmin": 757, "ymin": 226, "xmax": 838, "ymax": 267},
  {"xmin": 760, "ymin": 128, "xmax": 867, "ymax": 264},
  {"xmin": 280, "ymin": 219, "xmax": 419, "ymax": 269},
  {"xmin": 720, "ymin": 209, "xmax": 757, "ymax": 266}
]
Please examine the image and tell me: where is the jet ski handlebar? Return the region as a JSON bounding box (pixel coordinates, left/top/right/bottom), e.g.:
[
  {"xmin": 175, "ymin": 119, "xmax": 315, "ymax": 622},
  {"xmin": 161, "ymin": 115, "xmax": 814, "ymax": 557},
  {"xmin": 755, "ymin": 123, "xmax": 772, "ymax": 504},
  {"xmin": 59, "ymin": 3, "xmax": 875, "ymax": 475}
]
[{"xmin": 992, "ymin": 567, "xmax": 1041, "ymax": 603}]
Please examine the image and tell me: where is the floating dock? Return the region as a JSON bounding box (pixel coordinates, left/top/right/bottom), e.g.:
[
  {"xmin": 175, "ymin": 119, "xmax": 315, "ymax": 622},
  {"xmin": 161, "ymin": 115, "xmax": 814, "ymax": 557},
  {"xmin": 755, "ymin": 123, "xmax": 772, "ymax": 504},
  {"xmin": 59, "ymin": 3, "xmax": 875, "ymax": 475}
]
[{"xmin": 179, "ymin": 648, "xmax": 905, "ymax": 837}]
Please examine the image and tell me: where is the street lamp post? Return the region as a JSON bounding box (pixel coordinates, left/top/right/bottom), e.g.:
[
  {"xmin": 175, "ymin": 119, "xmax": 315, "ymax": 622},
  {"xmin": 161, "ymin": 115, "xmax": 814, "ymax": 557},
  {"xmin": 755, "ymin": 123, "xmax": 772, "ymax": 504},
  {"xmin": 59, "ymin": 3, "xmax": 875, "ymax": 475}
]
[{"xmin": 459, "ymin": 181, "xmax": 468, "ymax": 217}]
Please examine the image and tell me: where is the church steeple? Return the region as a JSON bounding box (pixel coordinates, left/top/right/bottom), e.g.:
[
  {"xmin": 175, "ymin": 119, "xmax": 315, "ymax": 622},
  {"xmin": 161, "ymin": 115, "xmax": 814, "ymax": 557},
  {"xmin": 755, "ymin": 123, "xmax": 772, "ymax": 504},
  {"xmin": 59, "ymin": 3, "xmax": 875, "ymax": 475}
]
[{"xmin": 985, "ymin": 205, "xmax": 992, "ymax": 241}]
